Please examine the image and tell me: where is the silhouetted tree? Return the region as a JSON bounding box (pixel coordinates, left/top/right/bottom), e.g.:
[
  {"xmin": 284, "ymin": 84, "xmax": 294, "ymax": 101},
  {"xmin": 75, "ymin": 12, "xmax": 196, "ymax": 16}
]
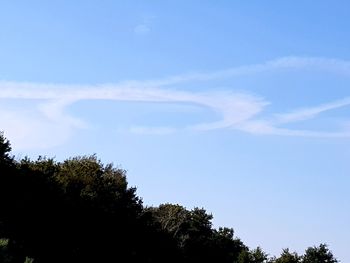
[
  {"xmin": 302, "ymin": 244, "xmax": 338, "ymax": 263},
  {"xmin": 0, "ymin": 133, "xmax": 178, "ymax": 262},
  {"xmin": 237, "ymin": 246, "xmax": 271, "ymax": 263},
  {"xmin": 0, "ymin": 132, "xmax": 12, "ymax": 165},
  {"xmin": 250, "ymin": 247, "xmax": 269, "ymax": 263},
  {"xmin": 0, "ymin": 133, "xmax": 341, "ymax": 263},
  {"xmin": 149, "ymin": 204, "xmax": 246, "ymax": 262},
  {"xmin": 274, "ymin": 248, "xmax": 301, "ymax": 263}
]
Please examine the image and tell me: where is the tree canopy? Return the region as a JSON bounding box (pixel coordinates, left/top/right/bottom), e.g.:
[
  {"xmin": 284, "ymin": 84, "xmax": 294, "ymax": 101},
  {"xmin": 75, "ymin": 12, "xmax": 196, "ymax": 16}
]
[{"xmin": 0, "ymin": 133, "xmax": 339, "ymax": 263}]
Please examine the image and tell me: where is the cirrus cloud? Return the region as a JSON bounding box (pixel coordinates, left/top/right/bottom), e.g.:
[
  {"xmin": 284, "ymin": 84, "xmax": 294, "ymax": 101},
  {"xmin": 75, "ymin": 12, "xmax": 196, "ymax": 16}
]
[{"xmin": 1, "ymin": 56, "xmax": 350, "ymax": 150}]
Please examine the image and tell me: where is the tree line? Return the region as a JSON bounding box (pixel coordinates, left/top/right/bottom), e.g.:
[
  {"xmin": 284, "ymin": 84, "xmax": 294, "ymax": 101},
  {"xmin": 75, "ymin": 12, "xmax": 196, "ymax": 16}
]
[{"xmin": 0, "ymin": 133, "xmax": 338, "ymax": 262}]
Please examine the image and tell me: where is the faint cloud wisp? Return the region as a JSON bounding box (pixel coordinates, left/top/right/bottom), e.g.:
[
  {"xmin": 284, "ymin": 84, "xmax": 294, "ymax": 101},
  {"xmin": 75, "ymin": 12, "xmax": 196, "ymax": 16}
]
[
  {"xmin": 1, "ymin": 56, "xmax": 350, "ymax": 150},
  {"xmin": 134, "ymin": 16, "xmax": 154, "ymax": 35}
]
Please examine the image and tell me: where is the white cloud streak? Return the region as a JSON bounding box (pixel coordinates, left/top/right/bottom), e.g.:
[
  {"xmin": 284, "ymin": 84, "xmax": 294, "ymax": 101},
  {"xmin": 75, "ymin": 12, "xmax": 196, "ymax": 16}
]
[
  {"xmin": 1, "ymin": 56, "xmax": 350, "ymax": 149},
  {"xmin": 274, "ymin": 97, "xmax": 350, "ymax": 124},
  {"xmin": 0, "ymin": 83, "xmax": 267, "ymax": 148}
]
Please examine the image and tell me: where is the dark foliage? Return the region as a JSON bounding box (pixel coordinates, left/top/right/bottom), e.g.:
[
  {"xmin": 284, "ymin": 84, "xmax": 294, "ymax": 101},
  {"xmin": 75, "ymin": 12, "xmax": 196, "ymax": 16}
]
[
  {"xmin": 0, "ymin": 133, "xmax": 339, "ymax": 263},
  {"xmin": 302, "ymin": 244, "xmax": 338, "ymax": 263}
]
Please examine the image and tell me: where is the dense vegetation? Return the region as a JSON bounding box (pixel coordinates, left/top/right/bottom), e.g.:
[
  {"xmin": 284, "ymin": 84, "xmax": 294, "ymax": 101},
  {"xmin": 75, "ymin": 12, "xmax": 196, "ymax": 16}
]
[{"xmin": 0, "ymin": 133, "xmax": 338, "ymax": 262}]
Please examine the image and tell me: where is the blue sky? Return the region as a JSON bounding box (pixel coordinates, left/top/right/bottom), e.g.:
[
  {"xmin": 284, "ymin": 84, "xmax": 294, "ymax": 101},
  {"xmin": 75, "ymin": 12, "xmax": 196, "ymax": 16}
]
[{"xmin": 1, "ymin": 1, "xmax": 350, "ymax": 261}]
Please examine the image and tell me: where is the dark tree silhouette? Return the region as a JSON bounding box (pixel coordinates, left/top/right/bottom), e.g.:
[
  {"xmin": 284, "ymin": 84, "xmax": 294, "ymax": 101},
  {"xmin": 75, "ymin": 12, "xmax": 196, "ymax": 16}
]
[
  {"xmin": 149, "ymin": 204, "xmax": 246, "ymax": 262},
  {"xmin": 0, "ymin": 133, "xmax": 341, "ymax": 263},
  {"xmin": 302, "ymin": 244, "xmax": 338, "ymax": 263},
  {"xmin": 274, "ymin": 248, "xmax": 301, "ymax": 263}
]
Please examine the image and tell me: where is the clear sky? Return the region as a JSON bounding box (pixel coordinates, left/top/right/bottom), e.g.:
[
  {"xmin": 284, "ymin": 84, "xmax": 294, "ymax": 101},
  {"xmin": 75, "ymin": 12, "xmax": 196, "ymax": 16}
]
[{"xmin": 1, "ymin": 1, "xmax": 350, "ymax": 261}]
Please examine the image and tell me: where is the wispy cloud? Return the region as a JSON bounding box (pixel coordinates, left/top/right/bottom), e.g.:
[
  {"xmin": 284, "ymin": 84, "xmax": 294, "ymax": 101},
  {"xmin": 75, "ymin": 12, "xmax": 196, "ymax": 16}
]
[
  {"xmin": 0, "ymin": 105, "xmax": 79, "ymax": 150},
  {"xmin": 274, "ymin": 98, "xmax": 350, "ymax": 124},
  {"xmin": 0, "ymin": 83, "xmax": 267, "ymax": 148},
  {"xmin": 1, "ymin": 56, "xmax": 350, "ymax": 149},
  {"xmin": 134, "ymin": 15, "xmax": 154, "ymax": 35}
]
